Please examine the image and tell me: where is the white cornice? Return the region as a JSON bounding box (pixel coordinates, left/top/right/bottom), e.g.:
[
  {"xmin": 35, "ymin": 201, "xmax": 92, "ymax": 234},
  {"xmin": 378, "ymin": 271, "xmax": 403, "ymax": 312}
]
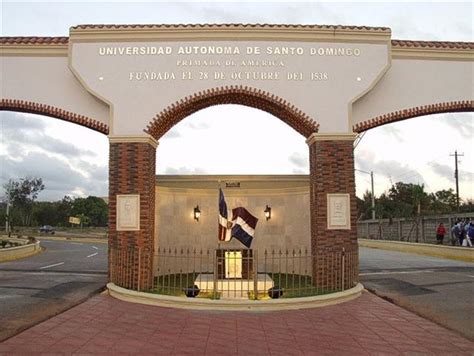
[
  {"xmin": 108, "ymin": 135, "xmax": 158, "ymax": 148},
  {"xmin": 306, "ymin": 133, "xmax": 357, "ymax": 145}
]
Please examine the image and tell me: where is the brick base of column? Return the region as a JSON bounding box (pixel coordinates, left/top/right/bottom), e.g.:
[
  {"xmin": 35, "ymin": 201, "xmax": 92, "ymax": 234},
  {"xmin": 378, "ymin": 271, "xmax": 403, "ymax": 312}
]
[
  {"xmin": 309, "ymin": 137, "xmax": 358, "ymax": 290},
  {"xmin": 108, "ymin": 141, "xmax": 156, "ymax": 291}
]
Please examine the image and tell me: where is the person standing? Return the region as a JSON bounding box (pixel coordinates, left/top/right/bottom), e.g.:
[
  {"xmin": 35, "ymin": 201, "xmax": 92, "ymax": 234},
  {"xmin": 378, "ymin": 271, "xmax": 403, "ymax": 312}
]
[
  {"xmin": 460, "ymin": 220, "xmax": 467, "ymax": 246},
  {"xmin": 436, "ymin": 222, "xmax": 447, "ymax": 245},
  {"xmin": 464, "ymin": 221, "xmax": 474, "ymax": 248},
  {"xmin": 452, "ymin": 220, "xmax": 462, "ymax": 246}
]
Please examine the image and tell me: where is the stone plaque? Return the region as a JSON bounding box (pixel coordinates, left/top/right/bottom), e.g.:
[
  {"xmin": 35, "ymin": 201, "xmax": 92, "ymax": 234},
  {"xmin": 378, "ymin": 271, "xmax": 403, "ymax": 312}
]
[
  {"xmin": 117, "ymin": 194, "xmax": 140, "ymax": 231},
  {"xmin": 225, "ymin": 251, "xmax": 242, "ymax": 279},
  {"xmin": 327, "ymin": 193, "xmax": 350, "ymax": 230}
]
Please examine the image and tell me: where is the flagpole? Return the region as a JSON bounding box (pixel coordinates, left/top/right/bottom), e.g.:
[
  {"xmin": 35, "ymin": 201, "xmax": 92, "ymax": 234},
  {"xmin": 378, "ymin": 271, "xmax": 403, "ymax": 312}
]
[{"xmin": 217, "ymin": 179, "xmax": 221, "ymax": 251}]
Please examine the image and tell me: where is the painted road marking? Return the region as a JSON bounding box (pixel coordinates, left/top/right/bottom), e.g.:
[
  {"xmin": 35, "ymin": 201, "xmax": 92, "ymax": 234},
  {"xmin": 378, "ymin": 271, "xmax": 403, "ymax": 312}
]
[
  {"xmin": 39, "ymin": 262, "xmax": 65, "ymax": 270},
  {"xmin": 360, "ymin": 270, "xmax": 435, "ymax": 276},
  {"xmin": 87, "ymin": 252, "xmax": 98, "ymax": 258},
  {"xmin": 71, "ymin": 242, "xmax": 83, "ymax": 245},
  {"xmin": 92, "ymin": 246, "xmax": 99, "ymax": 250},
  {"xmin": 26, "ymin": 271, "xmax": 106, "ymax": 276}
]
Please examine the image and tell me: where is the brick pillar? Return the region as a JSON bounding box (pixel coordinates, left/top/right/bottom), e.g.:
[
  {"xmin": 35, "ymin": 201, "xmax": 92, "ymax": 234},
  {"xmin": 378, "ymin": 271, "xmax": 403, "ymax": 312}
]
[
  {"xmin": 307, "ymin": 133, "xmax": 358, "ymax": 290},
  {"xmin": 108, "ymin": 137, "xmax": 157, "ymax": 291}
]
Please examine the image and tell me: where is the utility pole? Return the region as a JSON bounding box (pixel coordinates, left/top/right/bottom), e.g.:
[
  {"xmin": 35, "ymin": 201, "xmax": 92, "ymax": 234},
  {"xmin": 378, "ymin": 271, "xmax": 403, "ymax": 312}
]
[
  {"xmin": 355, "ymin": 169, "xmax": 375, "ymax": 220},
  {"xmin": 370, "ymin": 171, "xmax": 375, "ymax": 220},
  {"xmin": 5, "ymin": 200, "xmax": 9, "ymax": 234},
  {"xmin": 450, "ymin": 150, "xmax": 464, "ymax": 211}
]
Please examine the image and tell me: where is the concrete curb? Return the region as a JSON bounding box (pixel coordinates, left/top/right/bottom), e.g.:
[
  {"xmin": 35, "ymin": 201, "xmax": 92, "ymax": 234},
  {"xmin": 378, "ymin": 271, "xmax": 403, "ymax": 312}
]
[
  {"xmin": 107, "ymin": 282, "xmax": 363, "ymax": 311},
  {"xmin": 359, "ymin": 239, "xmax": 473, "ymax": 262},
  {"xmin": 36, "ymin": 236, "xmax": 108, "ymax": 244},
  {"xmin": 0, "ymin": 241, "xmax": 42, "ymax": 262}
]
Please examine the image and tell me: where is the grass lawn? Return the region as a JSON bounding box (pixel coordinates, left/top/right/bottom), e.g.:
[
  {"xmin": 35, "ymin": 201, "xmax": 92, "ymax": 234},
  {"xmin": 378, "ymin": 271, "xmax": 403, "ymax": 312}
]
[
  {"xmin": 151, "ymin": 273, "xmax": 221, "ymax": 299},
  {"xmin": 150, "ymin": 272, "xmax": 341, "ymax": 299},
  {"xmin": 269, "ymin": 273, "xmax": 341, "ymax": 298}
]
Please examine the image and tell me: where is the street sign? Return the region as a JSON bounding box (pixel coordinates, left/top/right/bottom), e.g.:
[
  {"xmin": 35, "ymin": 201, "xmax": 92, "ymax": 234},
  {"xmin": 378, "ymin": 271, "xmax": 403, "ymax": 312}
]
[{"xmin": 69, "ymin": 217, "xmax": 81, "ymax": 225}]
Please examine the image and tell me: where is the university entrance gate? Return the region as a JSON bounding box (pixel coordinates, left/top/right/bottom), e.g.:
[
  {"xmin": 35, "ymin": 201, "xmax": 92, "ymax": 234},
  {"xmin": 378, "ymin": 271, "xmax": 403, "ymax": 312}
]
[{"xmin": 1, "ymin": 24, "xmax": 472, "ymax": 295}]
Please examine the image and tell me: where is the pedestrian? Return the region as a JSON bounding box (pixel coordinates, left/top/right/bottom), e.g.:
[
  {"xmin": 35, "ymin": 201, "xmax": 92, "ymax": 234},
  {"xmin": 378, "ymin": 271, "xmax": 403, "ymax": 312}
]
[
  {"xmin": 452, "ymin": 220, "xmax": 462, "ymax": 246},
  {"xmin": 460, "ymin": 220, "xmax": 467, "ymax": 246},
  {"xmin": 436, "ymin": 222, "xmax": 446, "ymax": 245},
  {"xmin": 463, "ymin": 221, "xmax": 474, "ymax": 248},
  {"xmin": 450, "ymin": 221, "xmax": 457, "ymax": 246}
]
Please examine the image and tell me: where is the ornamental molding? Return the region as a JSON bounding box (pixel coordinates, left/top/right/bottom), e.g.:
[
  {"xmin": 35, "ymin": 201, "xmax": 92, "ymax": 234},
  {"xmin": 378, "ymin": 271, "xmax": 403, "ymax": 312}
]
[
  {"xmin": 306, "ymin": 133, "xmax": 358, "ymax": 145},
  {"xmin": 353, "ymin": 101, "xmax": 474, "ymax": 133},
  {"xmin": 145, "ymin": 86, "xmax": 319, "ymax": 140},
  {"xmin": 0, "ymin": 99, "xmax": 109, "ymax": 134},
  {"xmin": 109, "ymin": 135, "xmax": 158, "ymax": 148}
]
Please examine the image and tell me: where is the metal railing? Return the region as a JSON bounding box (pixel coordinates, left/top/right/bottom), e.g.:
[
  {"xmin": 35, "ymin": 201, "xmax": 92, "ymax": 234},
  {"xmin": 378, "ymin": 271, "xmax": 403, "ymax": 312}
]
[{"xmin": 110, "ymin": 246, "xmax": 358, "ymax": 300}]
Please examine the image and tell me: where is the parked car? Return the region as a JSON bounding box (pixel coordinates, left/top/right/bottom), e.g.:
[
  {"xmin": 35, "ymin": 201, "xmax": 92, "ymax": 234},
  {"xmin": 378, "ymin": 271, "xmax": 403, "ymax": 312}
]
[{"xmin": 39, "ymin": 225, "xmax": 55, "ymax": 234}]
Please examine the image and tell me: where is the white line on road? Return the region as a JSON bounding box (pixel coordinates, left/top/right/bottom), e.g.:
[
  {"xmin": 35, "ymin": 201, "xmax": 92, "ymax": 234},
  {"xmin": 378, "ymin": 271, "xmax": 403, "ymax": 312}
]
[
  {"xmin": 87, "ymin": 252, "xmax": 98, "ymax": 258},
  {"xmin": 25, "ymin": 271, "xmax": 106, "ymax": 276},
  {"xmin": 92, "ymin": 246, "xmax": 98, "ymax": 250},
  {"xmin": 360, "ymin": 270, "xmax": 435, "ymax": 276},
  {"xmin": 39, "ymin": 262, "xmax": 65, "ymax": 270},
  {"xmin": 71, "ymin": 242, "xmax": 83, "ymax": 245}
]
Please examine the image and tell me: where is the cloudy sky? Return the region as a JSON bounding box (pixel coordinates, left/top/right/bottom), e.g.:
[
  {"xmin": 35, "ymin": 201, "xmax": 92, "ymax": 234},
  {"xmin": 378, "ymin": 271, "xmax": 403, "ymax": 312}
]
[{"xmin": 1, "ymin": 1, "xmax": 473, "ymax": 201}]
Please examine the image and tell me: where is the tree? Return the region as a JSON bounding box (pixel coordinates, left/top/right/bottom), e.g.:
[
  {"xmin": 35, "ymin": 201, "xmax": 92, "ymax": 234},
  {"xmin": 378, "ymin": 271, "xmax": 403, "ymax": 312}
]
[
  {"xmin": 357, "ymin": 190, "xmax": 375, "ymax": 220},
  {"xmin": 357, "ymin": 182, "xmax": 474, "ymax": 224},
  {"xmin": 3, "ymin": 177, "xmax": 45, "ymax": 226},
  {"xmin": 459, "ymin": 199, "xmax": 474, "ymax": 213},
  {"xmin": 428, "ymin": 189, "xmax": 457, "ymax": 214},
  {"xmin": 57, "ymin": 196, "xmax": 74, "ymax": 226},
  {"xmin": 32, "ymin": 201, "xmax": 58, "ymax": 226},
  {"xmin": 387, "ymin": 182, "xmax": 429, "ymax": 218},
  {"xmin": 71, "ymin": 196, "xmax": 108, "ymax": 227}
]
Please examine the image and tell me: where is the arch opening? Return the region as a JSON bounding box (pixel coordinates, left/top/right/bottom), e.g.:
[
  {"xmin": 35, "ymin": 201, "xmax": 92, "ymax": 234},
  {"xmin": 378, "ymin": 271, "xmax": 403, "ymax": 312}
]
[
  {"xmin": 355, "ymin": 111, "xmax": 474, "ymax": 241},
  {"xmin": 154, "ymin": 104, "xmax": 312, "ymax": 256},
  {"xmin": 354, "ymin": 100, "xmax": 474, "ymax": 133},
  {"xmin": 0, "ymin": 99, "xmax": 109, "ymax": 135},
  {"xmin": 145, "ymin": 86, "xmax": 318, "ymax": 140}
]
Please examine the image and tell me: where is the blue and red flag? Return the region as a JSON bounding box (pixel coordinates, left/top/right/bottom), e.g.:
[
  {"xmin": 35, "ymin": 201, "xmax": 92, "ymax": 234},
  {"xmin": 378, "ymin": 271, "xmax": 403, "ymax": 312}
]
[
  {"xmin": 231, "ymin": 207, "xmax": 258, "ymax": 248},
  {"xmin": 218, "ymin": 188, "xmax": 231, "ymax": 242},
  {"xmin": 218, "ymin": 188, "xmax": 259, "ymax": 248}
]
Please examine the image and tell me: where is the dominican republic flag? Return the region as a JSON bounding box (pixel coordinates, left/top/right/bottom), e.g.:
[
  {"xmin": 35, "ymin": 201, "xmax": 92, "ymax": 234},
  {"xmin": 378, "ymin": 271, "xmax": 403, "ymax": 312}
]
[
  {"xmin": 218, "ymin": 188, "xmax": 232, "ymax": 242},
  {"xmin": 231, "ymin": 207, "xmax": 258, "ymax": 248}
]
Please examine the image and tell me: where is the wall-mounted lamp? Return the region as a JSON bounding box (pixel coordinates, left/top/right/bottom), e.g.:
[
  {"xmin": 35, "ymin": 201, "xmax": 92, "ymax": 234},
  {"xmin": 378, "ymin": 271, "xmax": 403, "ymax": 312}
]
[
  {"xmin": 264, "ymin": 205, "xmax": 271, "ymax": 221},
  {"xmin": 194, "ymin": 205, "xmax": 201, "ymax": 222}
]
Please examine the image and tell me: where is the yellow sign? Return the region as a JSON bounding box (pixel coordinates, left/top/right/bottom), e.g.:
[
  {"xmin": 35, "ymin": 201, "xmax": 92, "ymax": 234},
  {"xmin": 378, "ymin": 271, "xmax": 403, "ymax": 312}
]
[{"xmin": 69, "ymin": 217, "xmax": 81, "ymax": 225}]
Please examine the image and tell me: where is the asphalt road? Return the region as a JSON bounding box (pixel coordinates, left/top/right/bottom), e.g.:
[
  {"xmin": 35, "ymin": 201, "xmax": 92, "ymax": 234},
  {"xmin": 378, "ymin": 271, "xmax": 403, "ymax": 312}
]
[
  {"xmin": 1, "ymin": 241, "xmax": 472, "ymax": 342},
  {"xmin": 0, "ymin": 239, "xmax": 107, "ymax": 341},
  {"xmin": 360, "ymin": 247, "xmax": 474, "ymax": 340}
]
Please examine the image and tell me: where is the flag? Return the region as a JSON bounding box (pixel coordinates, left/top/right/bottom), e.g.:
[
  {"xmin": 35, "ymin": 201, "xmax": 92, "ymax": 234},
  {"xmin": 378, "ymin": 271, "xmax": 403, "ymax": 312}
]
[
  {"xmin": 231, "ymin": 207, "xmax": 258, "ymax": 248},
  {"xmin": 218, "ymin": 188, "xmax": 232, "ymax": 242}
]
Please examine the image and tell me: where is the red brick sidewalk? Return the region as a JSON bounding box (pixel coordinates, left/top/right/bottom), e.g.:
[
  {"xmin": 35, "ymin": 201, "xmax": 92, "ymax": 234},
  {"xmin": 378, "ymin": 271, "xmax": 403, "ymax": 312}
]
[{"xmin": 1, "ymin": 291, "xmax": 472, "ymax": 355}]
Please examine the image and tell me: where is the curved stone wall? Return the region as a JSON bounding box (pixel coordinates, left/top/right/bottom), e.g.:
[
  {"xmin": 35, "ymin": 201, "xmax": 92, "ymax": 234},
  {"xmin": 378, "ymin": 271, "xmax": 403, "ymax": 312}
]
[{"xmin": 155, "ymin": 175, "xmax": 311, "ymax": 254}]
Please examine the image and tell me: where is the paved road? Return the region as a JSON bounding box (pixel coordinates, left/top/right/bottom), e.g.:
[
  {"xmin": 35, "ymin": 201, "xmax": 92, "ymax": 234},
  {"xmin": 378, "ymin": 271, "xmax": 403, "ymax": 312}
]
[
  {"xmin": 360, "ymin": 247, "xmax": 474, "ymax": 340},
  {"xmin": 0, "ymin": 239, "xmax": 107, "ymax": 341},
  {"xmin": 1, "ymin": 241, "xmax": 472, "ymax": 342}
]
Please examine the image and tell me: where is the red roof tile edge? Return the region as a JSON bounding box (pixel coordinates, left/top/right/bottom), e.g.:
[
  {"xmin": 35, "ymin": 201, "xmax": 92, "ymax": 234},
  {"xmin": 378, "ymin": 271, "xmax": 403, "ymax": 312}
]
[
  {"xmin": 392, "ymin": 40, "xmax": 474, "ymax": 50},
  {"xmin": 0, "ymin": 99, "xmax": 109, "ymax": 135},
  {"xmin": 353, "ymin": 101, "xmax": 474, "ymax": 133},
  {"xmin": 1, "ymin": 31, "xmax": 473, "ymax": 50},
  {"xmin": 70, "ymin": 23, "xmax": 391, "ymax": 31},
  {"xmin": 0, "ymin": 37, "xmax": 69, "ymax": 45}
]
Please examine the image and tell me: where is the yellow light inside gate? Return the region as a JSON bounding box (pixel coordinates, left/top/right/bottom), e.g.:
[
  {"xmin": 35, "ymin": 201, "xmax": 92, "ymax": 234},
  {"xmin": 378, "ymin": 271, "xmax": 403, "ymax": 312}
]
[
  {"xmin": 264, "ymin": 205, "xmax": 271, "ymax": 221},
  {"xmin": 194, "ymin": 205, "xmax": 201, "ymax": 222}
]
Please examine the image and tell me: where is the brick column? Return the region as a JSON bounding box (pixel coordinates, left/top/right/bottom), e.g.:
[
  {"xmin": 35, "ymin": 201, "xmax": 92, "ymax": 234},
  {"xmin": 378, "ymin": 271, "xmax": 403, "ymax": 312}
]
[
  {"xmin": 307, "ymin": 133, "xmax": 358, "ymax": 290},
  {"xmin": 108, "ymin": 136, "xmax": 157, "ymax": 291}
]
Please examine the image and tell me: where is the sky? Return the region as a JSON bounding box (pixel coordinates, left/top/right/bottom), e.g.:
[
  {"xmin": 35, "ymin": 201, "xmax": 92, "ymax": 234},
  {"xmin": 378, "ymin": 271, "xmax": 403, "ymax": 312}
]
[{"xmin": 1, "ymin": 1, "xmax": 473, "ymax": 202}]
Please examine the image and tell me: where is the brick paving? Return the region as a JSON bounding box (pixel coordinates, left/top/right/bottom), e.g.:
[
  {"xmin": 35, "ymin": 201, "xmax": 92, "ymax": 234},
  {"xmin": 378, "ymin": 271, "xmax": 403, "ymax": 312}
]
[{"xmin": 0, "ymin": 291, "xmax": 472, "ymax": 355}]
